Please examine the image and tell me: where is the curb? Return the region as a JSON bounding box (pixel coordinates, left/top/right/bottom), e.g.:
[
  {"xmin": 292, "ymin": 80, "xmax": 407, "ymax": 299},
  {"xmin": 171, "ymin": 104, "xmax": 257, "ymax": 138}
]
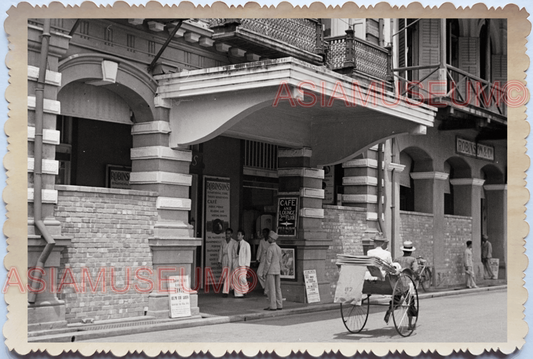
[{"xmin": 28, "ymin": 285, "xmax": 507, "ymax": 343}]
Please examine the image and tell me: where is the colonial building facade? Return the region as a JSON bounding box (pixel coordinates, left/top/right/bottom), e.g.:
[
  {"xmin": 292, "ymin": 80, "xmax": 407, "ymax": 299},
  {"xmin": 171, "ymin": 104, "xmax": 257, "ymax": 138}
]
[{"xmin": 27, "ymin": 17, "xmax": 506, "ymax": 331}]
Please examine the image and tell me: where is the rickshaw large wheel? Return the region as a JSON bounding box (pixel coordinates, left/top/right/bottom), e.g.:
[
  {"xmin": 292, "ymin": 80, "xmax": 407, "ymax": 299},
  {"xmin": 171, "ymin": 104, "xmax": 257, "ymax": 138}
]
[
  {"xmin": 391, "ymin": 272, "xmax": 419, "ymax": 337},
  {"xmin": 340, "ymin": 295, "xmax": 370, "ymax": 333}
]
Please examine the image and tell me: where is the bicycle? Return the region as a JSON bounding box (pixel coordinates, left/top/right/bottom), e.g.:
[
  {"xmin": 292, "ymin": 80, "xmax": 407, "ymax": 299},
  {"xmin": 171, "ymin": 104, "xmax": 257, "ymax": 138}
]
[{"xmin": 415, "ymin": 256, "xmax": 432, "ymax": 292}]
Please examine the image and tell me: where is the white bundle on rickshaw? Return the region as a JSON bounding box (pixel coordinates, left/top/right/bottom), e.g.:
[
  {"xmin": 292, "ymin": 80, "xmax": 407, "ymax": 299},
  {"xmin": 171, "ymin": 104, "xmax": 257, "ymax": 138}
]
[{"xmin": 333, "ymin": 254, "xmax": 399, "ymax": 304}]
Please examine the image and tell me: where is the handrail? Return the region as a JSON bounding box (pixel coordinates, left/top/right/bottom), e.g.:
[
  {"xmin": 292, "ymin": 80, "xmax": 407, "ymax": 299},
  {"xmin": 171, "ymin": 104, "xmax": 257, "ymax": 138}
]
[
  {"xmin": 391, "ymin": 63, "xmax": 506, "ymax": 117},
  {"xmin": 392, "ymin": 64, "xmax": 441, "ymax": 72}
]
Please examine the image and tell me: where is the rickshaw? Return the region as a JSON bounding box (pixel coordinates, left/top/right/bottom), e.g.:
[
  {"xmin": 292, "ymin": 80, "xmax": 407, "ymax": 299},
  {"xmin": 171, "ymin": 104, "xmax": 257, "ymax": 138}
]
[{"xmin": 336, "ymin": 256, "xmax": 420, "ymax": 337}]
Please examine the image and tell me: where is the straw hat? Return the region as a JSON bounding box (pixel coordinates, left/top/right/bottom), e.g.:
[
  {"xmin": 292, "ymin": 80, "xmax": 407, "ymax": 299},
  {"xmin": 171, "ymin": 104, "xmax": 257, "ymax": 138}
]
[{"xmin": 400, "ymin": 240, "xmax": 416, "ymax": 252}]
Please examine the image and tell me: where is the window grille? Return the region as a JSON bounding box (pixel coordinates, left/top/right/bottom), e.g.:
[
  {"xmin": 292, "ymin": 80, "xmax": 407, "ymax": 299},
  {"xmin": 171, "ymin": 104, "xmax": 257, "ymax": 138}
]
[
  {"xmin": 148, "ymin": 40, "xmax": 156, "ymax": 55},
  {"xmin": 79, "ymin": 21, "xmax": 90, "ymax": 39},
  {"xmin": 244, "ymin": 140, "xmax": 278, "ymax": 170},
  {"xmin": 127, "ymin": 34, "xmax": 136, "ymax": 52},
  {"xmin": 104, "ymin": 26, "xmax": 114, "ymax": 46}
]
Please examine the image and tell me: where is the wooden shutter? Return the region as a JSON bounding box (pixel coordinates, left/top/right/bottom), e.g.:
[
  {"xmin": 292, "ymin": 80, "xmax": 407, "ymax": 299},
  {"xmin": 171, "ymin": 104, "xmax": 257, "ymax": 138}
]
[
  {"xmin": 458, "ymin": 37, "xmax": 479, "ymax": 76},
  {"xmin": 491, "ymin": 54, "xmax": 507, "ymax": 83},
  {"xmin": 418, "ymin": 18, "xmax": 440, "ymax": 84},
  {"xmin": 456, "ymin": 37, "xmax": 480, "ymax": 102},
  {"xmin": 398, "ymin": 19, "xmax": 406, "ymax": 68}
]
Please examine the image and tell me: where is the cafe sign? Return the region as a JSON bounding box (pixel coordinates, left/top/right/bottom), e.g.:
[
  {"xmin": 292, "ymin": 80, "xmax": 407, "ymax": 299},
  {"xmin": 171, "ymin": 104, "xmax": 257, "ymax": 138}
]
[
  {"xmin": 456, "ymin": 137, "xmax": 495, "ymax": 161},
  {"xmin": 277, "ymin": 197, "xmax": 299, "ymax": 236}
]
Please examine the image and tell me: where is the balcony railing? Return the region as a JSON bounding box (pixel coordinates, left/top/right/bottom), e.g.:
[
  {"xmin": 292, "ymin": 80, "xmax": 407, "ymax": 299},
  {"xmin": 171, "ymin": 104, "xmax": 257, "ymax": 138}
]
[
  {"xmin": 325, "ymin": 30, "xmax": 392, "ymax": 83},
  {"xmin": 392, "ymin": 64, "xmax": 507, "ymax": 120},
  {"xmin": 208, "ymin": 18, "xmax": 324, "ymax": 64}
]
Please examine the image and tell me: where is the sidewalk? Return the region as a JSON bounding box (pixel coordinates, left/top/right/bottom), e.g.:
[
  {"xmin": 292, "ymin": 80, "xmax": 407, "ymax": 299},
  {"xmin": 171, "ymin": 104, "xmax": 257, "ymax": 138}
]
[{"xmin": 28, "ymin": 282, "xmax": 507, "ymax": 343}]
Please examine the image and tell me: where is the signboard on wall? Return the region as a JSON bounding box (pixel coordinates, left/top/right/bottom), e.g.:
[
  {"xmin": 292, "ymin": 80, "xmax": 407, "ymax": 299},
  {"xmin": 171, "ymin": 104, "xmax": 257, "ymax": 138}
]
[
  {"xmin": 456, "ymin": 137, "xmax": 495, "ymax": 161},
  {"xmin": 204, "ymin": 177, "xmax": 231, "ymax": 285},
  {"xmin": 106, "ymin": 165, "xmax": 131, "ymax": 189},
  {"xmin": 277, "ymin": 197, "xmax": 299, "ymax": 236},
  {"xmin": 303, "ymin": 269, "xmax": 321, "ymax": 303},
  {"xmin": 168, "ymin": 275, "xmax": 191, "ymax": 318}
]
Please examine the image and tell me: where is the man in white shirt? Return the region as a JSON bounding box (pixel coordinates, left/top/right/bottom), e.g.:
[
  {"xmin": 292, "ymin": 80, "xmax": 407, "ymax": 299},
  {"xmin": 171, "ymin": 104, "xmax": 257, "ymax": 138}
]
[
  {"xmin": 232, "ymin": 229, "xmax": 251, "ymax": 298},
  {"xmin": 365, "ymin": 234, "xmax": 393, "ymax": 280}
]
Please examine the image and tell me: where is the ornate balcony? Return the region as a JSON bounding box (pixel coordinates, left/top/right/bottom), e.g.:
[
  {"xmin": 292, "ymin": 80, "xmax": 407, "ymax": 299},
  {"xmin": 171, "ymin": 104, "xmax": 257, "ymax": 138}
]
[
  {"xmin": 325, "ymin": 29, "xmax": 393, "ymax": 86},
  {"xmin": 208, "ymin": 18, "xmax": 324, "ymax": 65},
  {"xmin": 392, "ymin": 63, "xmax": 507, "ymax": 140}
]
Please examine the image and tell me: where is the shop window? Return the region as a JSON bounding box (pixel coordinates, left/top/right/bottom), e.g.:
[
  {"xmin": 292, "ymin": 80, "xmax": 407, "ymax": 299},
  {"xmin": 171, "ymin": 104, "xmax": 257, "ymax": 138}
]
[
  {"xmin": 67, "ymin": 117, "xmax": 132, "ymax": 188},
  {"xmin": 400, "ymin": 185, "xmax": 415, "ymax": 211}
]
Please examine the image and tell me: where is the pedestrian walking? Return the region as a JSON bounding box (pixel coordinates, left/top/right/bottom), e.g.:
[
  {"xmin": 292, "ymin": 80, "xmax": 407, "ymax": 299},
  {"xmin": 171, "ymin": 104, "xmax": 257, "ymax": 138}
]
[
  {"xmin": 481, "ymin": 235, "xmax": 496, "ymax": 279},
  {"xmin": 256, "ymin": 228, "xmax": 270, "ymax": 292},
  {"xmin": 261, "ymin": 230, "xmax": 283, "ymax": 311},
  {"xmin": 464, "ymin": 240, "xmax": 478, "ymax": 289},
  {"xmin": 232, "ymin": 229, "xmax": 251, "ymax": 298}
]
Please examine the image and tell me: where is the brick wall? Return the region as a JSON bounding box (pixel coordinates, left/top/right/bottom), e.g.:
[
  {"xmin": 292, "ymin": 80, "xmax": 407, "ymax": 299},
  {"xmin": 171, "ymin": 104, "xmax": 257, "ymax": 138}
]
[
  {"xmin": 443, "ymin": 215, "xmax": 473, "ymax": 286},
  {"xmin": 399, "ymin": 211, "xmax": 434, "ymax": 264},
  {"xmin": 322, "ymin": 205, "xmax": 367, "ymax": 299},
  {"xmin": 399, "ymin": 211, "xmax": 472, "ymax": 287},
  {"xmin": 54, "ymin": 185, "xmax": 158, "ymax": 324}
]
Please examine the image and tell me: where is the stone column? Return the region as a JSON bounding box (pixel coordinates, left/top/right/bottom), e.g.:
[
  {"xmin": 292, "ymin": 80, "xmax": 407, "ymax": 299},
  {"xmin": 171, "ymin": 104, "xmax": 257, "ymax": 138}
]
[
  {"xmin": 277, "ymin": 148, "xmax": 332, "ymax": 302},
  {"xmin": 388, "ymin": 162, "xmax": 406, "ymax": 259},
  {"xmin": 129, "ymin": 101, "xmax": 201, "ymax": 318},
  {"xmin": 450, "ymin": 178, "xmax": 485, "ymax": 276},
  {"xmin": 342, "ymin": 146, "xmax": 381, "ymax": 253},
  {"xmin": 410, "ymin": 171, "xmax": 448, "ymax": 287},
  {"xmin": 27, "ymin": 22, "xmax": 71, "ymax": 331},
  {"xmin": 483, "ymin": 184, "xmax": 507, "ymax": 279}
]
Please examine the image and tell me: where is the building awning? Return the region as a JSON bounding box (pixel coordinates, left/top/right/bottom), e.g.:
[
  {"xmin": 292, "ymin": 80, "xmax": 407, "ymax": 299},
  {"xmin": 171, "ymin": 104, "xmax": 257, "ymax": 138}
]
[{"xmin": 156, "ymin": 57, "xmax": 437, "ymax": 166}]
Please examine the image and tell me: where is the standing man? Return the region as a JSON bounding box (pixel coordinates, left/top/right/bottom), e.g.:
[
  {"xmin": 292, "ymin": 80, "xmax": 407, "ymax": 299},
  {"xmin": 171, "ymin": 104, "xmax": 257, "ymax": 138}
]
[
  {"xmin": 464, "ymin": 240, "xmax": 478, "ymax": 289},
  {"xmin": 256, "ymin": 228, "xmax": 271, "ymax": 293},
  {"xmin": 262, "ymin": 230, "xmax": 283, "ymax": 311},
  {"xmin": 218, "ymin": 228, "xmax": 236, "ymax": 298},
  {"xmin": 232, "ymin": 229, "xmax": 251, "ymax": 298},
  {"xmin": 481, "ymin": 235, "xmax": 496, "ymax": 279}
]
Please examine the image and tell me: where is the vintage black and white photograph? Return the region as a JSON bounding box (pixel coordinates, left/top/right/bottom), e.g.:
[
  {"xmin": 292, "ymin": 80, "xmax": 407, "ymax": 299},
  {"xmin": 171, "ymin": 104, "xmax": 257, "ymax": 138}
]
[{"xmin": 3, "ymin": 2, "xmax": 529, "ymax": 356}]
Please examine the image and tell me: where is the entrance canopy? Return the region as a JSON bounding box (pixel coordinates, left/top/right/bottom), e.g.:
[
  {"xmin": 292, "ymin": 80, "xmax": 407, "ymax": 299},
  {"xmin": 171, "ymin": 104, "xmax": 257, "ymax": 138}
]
[{"xmin": 156, "ymin": 57, "xmax": 437, "ymax": 166}]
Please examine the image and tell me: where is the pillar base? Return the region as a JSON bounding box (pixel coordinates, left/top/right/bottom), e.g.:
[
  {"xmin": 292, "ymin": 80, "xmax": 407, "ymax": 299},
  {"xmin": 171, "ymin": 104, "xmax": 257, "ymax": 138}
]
[
  {"xmin": 147, "ymin": 292, "xmax": 200, "ymax": 319},
  {"xmin": 28, "ymin": 300, "xmax": 68, "ymax": 332}
]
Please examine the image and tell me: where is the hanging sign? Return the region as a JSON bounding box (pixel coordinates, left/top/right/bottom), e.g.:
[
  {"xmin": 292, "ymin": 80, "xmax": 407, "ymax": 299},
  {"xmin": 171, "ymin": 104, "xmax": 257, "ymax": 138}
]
[
  {"xmin": 204, "ymin": 177, "xmax": 231, "ymax": 285},
  {"xmin": 168, "ymin": 275, "xmax": 191, "ymax": 318},
  {"xmin": 303, "ymin": 269, "xmax": 321, "ymax": 303},
  {"xmin": 277, "ymin": 197, "xmax": 299, "ymax": 236}
]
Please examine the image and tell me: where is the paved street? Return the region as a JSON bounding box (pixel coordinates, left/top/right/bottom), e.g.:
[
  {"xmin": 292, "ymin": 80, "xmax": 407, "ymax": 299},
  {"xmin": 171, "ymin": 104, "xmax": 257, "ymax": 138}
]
[{"xmin": 83, "ymin": 289, "xmax": 506, "ymax": 343}]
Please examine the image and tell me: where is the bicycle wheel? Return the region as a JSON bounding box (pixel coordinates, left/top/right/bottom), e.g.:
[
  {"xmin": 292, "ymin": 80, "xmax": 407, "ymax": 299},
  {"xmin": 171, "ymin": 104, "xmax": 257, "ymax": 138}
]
[
  {"xmin": 340, "ymin": 296, "xmax": 370, "ymax": 333},
  {"xmin": 391, "ymin": 272, "xmax": 419, "ymax": 337},
  {"xmin": 419, "ymin": 268, "xmax": 432, "ymax": 292}
]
